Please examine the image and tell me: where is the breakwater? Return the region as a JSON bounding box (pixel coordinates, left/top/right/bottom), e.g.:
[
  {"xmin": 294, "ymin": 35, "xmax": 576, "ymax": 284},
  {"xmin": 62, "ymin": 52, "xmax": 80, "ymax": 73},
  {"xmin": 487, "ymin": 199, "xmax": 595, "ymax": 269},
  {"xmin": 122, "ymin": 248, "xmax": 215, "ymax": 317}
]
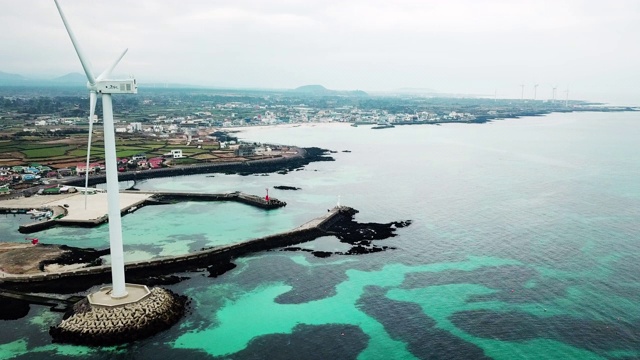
[
  {"xmin": 10, "ymin": 190, "xmax": 286, "ymax": 234},
  {"xmin": 145, "ymin": 190, "xmax": 286, "ymax": 209},
  {"xmin": 0, "ymin": 206, "xmax": 352, "ymax": 293}
]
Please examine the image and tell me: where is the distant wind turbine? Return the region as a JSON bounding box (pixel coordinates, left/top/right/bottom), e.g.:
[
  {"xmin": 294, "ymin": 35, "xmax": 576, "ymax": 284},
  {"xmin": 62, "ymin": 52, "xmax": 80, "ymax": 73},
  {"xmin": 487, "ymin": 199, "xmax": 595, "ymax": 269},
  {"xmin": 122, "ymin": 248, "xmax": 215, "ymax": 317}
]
[
  {"xmin": 55, "ymin": 0, "xmax": 137, "ymax": 299},
  {"xmin": 533, "ymin": 84, "xmax": 539, "ymax": 100},
  {"xmin": 520, "ymin": 84, "xmax": 525, "ymax": 101},
  {"xmin": 552, "ymin": 86, "xmax": 557, "ymax": 102},
  {"xmin": 565, "ymin": 88, "xmax": 570, "ymax": 107}
]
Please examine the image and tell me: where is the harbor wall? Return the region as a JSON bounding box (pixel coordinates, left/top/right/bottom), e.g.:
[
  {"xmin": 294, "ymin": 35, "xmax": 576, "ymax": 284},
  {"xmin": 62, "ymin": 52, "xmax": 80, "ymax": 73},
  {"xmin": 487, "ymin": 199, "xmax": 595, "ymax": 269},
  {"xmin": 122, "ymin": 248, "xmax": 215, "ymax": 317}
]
[{"xmin": 0, "ymin": 207, "xmax": 350, "ymax": 293}]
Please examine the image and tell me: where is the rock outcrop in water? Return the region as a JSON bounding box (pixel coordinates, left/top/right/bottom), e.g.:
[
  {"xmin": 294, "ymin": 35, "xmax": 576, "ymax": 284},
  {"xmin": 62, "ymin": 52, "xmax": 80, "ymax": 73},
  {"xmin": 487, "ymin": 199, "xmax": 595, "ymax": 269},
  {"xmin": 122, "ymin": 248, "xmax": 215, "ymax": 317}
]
[
  {"xmin": 282, "ymin": 207, "xmax": 412, "ymax": 257},
  {"xmin": 208, "ymin": 260, "xmax": 237, "ymax": 278},
  {"xmin": 274, "ymin": 185, "xmax": 301, "ymax": 190},
  {"xmin": 0, "ymin": 297, "xmax": 30, "ymax": 320}
]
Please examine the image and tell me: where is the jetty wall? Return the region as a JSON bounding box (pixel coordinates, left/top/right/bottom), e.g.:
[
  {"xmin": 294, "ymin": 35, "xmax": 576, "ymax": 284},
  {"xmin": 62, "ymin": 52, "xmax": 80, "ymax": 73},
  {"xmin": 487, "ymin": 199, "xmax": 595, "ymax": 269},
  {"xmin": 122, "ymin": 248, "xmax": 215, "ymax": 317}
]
[{"xmin": 0, "ymin": 207, "xmax": 351, "ymax": 293}]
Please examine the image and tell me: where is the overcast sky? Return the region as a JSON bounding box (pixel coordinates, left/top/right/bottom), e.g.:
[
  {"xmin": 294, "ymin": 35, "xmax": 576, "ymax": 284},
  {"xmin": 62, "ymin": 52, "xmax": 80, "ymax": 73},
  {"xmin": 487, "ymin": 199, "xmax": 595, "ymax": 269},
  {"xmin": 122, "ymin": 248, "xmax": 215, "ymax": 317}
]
[{"xmin": 1, "ymin": 0, "xmax": 639, "ymax": 103}]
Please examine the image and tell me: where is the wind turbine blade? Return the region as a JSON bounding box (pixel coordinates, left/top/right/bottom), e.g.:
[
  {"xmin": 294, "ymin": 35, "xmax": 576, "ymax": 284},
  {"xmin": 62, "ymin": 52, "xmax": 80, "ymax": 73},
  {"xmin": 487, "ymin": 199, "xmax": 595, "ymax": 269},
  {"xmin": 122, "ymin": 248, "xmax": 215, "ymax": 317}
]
[
  {"xmin": 97, "ymin": 49, "xmax": 129, "ymax": 81},
  {"xmin": 84, "ymin": 91, "xmax": 97, "ymax": 210},
  {"xmin": 53, "ymin": 0, "xmax": 96, "ymax": 84}
]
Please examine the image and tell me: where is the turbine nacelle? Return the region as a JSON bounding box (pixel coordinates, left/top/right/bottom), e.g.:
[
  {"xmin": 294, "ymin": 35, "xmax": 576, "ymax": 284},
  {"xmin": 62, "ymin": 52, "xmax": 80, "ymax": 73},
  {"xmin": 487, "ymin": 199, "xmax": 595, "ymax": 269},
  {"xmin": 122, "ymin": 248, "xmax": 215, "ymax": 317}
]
[
  {"xmin": 92, "ymin": 79, "xmax": 138, "ymax": 94},
  {"xmin": 86, "ymin": 79, "xmax": 138, "ymax": 94}
]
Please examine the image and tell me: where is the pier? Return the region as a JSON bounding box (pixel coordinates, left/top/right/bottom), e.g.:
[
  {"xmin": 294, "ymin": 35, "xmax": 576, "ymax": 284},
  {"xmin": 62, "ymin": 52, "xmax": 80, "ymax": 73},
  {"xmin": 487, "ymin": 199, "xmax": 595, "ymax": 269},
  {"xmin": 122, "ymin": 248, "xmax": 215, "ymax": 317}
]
[
  {"xmin": 135, "ymin": 190, "xmax": 287, "ymax": 209},
  {"xmin": 0, "ymin": 206, "xmax": 352, "ymax": 292},
  {"xmin": 0, "ymin": 190, "xmax": 286, "ymax": 234}
]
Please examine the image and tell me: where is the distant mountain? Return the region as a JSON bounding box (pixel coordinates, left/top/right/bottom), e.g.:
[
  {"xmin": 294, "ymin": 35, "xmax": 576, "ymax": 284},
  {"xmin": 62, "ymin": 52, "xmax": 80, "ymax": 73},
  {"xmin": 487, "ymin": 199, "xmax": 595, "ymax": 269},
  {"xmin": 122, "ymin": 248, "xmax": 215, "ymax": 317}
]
[
  {"xmin": 0, "ymin": 71, "xmax": 29, "ymax": 84},
  {"xmin": 0, "ymin": 70, "xmax": 87, "ymax": 88},
  {"xmin": 292, "ymin": 84, "xmax": 368, "ymax": 96},
  {"xmin": 294, "ymin": 84, "xmax": 330, "ymax": 94},
  {"xmin": 52, "ymin": 72, "xmax": 86, "ymax": 84}
]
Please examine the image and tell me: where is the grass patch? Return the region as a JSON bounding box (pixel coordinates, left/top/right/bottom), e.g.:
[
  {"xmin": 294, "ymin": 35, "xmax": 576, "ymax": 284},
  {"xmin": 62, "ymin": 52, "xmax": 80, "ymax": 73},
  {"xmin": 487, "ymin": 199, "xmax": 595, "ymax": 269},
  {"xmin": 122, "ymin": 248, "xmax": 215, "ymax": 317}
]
[
  {"xmin": 68, "ymin": 148, "xmax": 106, "ymax": 157},
  {"xmin": 115, "ymin": 149, "xmax": 152, "ymax": 158},
  {"xmin": 171, "ymin": 158, "xmax": 200, "ymax": 165},
  {"xmin": 21, "ymin": 146, "xmax": 76, "ymax": 158}
]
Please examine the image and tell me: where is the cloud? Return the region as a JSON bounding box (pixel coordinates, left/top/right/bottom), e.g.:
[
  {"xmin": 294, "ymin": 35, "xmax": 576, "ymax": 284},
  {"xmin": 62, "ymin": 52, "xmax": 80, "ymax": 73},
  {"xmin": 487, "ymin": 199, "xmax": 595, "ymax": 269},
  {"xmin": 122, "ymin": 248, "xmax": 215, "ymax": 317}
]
[{"xmin": 1, "ymin": 0, "xmax": 639, "ymax": 101}]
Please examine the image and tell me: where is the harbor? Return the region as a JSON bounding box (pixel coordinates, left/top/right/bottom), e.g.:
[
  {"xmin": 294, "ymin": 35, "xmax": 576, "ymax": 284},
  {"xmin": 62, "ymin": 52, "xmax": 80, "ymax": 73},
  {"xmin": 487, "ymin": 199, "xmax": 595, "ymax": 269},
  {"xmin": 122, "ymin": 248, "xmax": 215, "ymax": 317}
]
[{"xmin": 0, "ymin": 189, "xmax": 287, "ymax": 233}]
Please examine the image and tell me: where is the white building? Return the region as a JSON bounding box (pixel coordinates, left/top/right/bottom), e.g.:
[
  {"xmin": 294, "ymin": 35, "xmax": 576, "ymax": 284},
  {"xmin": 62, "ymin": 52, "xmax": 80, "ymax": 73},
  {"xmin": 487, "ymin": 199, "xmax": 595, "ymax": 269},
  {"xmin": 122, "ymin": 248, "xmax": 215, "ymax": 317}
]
[{"xmin": 130, "ymin": 122, "xmax": 142, "ymax": 132}]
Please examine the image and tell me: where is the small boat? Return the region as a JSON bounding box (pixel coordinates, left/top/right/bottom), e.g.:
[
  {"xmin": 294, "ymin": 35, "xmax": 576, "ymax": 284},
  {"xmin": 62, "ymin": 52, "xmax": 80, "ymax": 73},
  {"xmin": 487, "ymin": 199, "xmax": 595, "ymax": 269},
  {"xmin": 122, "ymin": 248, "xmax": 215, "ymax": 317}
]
[
  {"xmin": 372, "ymin": 122, "xmax": 395, "ymax": 129},
  {"xmin": 27, "ymin": 209, "xmax": 46, "ymax": 216}
]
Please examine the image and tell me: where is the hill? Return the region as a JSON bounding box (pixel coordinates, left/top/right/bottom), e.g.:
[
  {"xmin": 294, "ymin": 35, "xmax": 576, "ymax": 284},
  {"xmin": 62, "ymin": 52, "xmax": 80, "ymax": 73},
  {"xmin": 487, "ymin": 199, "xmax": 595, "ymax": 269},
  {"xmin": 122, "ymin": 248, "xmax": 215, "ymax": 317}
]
[
  {"xmin": 292, "ymin": 84, "xmax": 368, "ymax": 97},
  {"xmin": 0, "ymin": 71, "xmax": 29, "ymax": 85},
  {"xmin": 294, "ymin": 84, "xmax": 330, "ymax": 94},
  {"xmin": 52, "ymin": 72, "xmax": 86, "ymax": 85}
]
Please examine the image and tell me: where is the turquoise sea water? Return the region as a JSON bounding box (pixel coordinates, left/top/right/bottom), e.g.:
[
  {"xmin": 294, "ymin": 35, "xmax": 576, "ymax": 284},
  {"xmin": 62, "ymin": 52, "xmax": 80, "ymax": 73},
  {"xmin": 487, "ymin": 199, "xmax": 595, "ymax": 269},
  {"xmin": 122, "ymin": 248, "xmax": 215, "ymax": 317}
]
[{"xmin": 1, "ymin": 111, "xmax": 639, "ymax": 359}]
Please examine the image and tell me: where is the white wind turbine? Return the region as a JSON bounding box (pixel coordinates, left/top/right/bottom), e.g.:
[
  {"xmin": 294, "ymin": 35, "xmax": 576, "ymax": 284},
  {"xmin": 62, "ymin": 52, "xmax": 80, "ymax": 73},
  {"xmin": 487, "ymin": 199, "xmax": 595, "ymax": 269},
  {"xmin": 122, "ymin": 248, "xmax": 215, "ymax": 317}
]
[{"xmin": 55, "ymin": 0, "xmax": 137, "ymax": 299}]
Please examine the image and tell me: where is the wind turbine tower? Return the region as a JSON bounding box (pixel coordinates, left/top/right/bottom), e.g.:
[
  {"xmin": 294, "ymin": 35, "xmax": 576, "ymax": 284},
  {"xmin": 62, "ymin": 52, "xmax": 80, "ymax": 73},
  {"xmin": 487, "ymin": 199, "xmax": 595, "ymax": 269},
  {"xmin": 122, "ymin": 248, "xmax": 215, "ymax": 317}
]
[
  {"xmin": 565, "ymin": 88, "xmax": 570, "ymax": 107},
  {"xmin": 520, "ymin": 84, "xmax": 525, "ymax": 101},
  {"xmin": 552, "ymin": 86, "xmax": 557, "ymax": 103},
  {"xmin": 533, "ymin": 84, "xmax": 539, "ymax": 100},
  {"xmin": 50, "ymin": 1, "xmax": 186, "ymax": 346},
  {"xmin": 54, "ymin": 0, "xmax": 138, "ymax": 300}
]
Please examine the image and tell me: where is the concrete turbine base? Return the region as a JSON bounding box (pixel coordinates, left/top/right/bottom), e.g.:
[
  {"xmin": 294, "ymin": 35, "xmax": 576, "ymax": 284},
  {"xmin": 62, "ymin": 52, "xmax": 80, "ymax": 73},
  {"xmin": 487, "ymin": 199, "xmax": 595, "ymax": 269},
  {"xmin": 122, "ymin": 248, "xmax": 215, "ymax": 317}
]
[
  {"xmin": 87, "ymin": 283, "xmax": 150, "ymax": 306},
  {"xmin": 50, "ymin": 286, "xmax": 189, "ymax": 346}
]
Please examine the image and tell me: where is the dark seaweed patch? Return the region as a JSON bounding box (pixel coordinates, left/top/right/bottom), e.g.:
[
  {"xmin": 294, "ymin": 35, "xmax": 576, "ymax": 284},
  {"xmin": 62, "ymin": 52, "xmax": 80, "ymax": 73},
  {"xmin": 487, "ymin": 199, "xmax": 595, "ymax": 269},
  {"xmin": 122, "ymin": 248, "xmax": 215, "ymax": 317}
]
[
  {"xmin": 223, "ymin": 324, "xmax": 368, "ymax": 360},
  {"xmin": 450, "ymin": 310, "xmax": 640, "ymax": 353},
  {"xmin": 357, "ymin": 286, "xmax": 490, "ymax": 359}
]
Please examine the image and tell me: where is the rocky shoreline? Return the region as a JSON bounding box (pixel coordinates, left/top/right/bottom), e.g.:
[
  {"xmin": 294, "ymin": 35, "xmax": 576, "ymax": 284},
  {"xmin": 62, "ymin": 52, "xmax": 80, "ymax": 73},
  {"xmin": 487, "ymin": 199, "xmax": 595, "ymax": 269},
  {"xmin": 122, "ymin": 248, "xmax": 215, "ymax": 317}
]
[{"xmin": 63, "ymin": 146, "xmax": 335, "ymax": 187}]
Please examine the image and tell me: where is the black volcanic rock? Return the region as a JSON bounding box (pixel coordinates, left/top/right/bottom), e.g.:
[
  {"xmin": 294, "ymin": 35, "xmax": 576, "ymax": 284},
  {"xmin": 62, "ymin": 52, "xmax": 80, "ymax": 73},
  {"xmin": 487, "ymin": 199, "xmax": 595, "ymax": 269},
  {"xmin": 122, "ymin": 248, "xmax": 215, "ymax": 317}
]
[
  {"xmin": 274, "ymin": 186, "xmax": 301, "ymax": 190},
  {"xmin": 278, "ymin": 208, "xmax": 410, "ymax": 257},
  {"xmin": 0, "ymin": 297, "xmax": 30, "ymax": 320},
  {"xmin": 327, "ymin": 208, "xmax": 412, "ymax": 244},
  {"xmin": 38, "ymin": 245, "xmax": 110, "ymax": 271},
  {"xmin": 207, "ymin": 261, "xmax": 237, "ymax": 278},
  {"xmin": 311, "ymin": 251, "xmax": 332, "ymax": 258}
]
